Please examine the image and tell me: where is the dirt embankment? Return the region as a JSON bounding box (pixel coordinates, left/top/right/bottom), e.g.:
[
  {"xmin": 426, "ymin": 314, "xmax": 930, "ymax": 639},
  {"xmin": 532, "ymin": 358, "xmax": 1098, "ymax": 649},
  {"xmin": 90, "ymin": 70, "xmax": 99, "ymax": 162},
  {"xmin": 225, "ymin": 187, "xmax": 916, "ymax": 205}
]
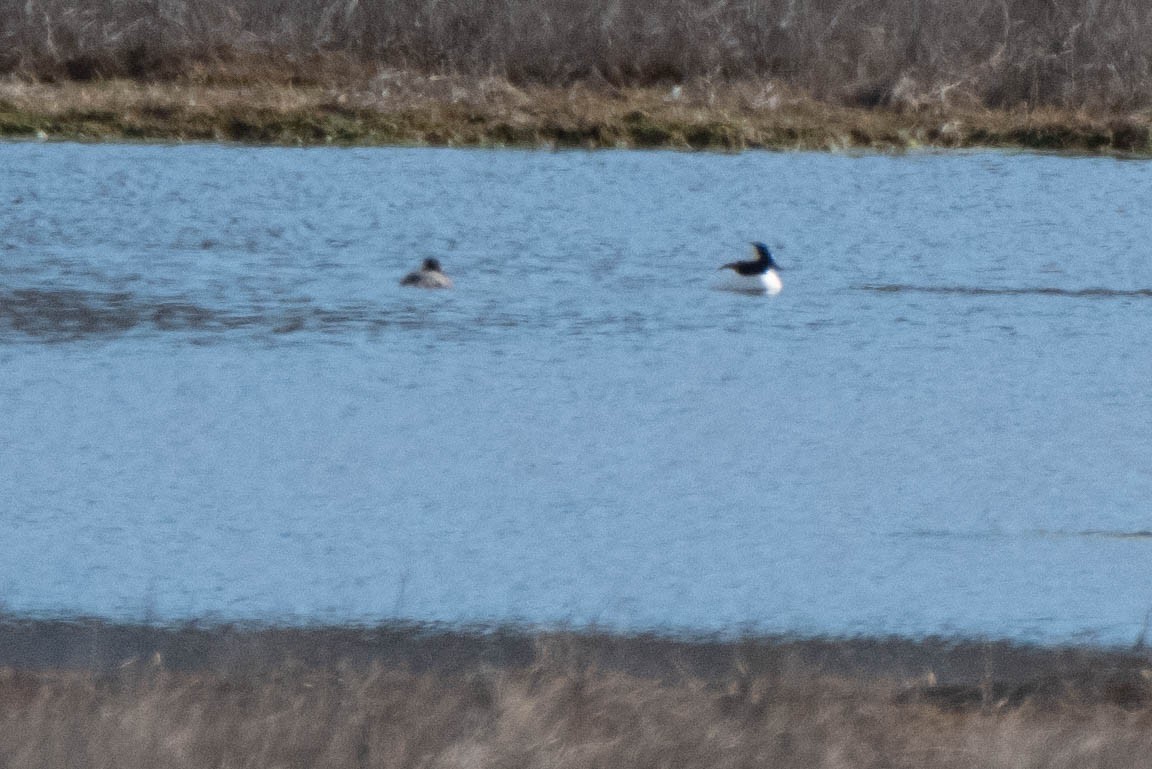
[{"xmin": 3, "ymin": 76, "xmax": 1151, "ymax": 152}]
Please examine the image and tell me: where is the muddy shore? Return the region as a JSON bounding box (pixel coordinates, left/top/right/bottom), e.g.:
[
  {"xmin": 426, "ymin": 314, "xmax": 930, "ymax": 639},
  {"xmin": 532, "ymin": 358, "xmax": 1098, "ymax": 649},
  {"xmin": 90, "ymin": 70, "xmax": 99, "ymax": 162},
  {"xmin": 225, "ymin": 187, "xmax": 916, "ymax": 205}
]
[
  {"xmin": 3, "ymin": 77, "xmax": 1151, "ymax": 153},
  {"xmin": 3, "ymin": 617, "xmax": 1150, "ymax": 696}
]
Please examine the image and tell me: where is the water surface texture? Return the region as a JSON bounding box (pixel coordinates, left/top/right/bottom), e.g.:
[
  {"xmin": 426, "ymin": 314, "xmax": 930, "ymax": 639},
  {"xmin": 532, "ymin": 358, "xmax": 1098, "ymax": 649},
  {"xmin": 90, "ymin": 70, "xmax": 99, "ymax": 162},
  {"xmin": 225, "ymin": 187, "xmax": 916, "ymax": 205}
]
[{"xmin": 2, "ymin": 144, "xmax": 1151, "ymax": 643}]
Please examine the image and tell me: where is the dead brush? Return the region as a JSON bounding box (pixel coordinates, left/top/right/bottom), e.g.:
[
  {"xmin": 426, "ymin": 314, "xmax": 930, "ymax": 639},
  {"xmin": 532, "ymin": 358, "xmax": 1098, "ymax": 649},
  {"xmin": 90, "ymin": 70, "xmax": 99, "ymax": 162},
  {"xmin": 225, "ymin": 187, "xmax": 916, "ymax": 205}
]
[
  {"xmin": 4, "ymin": 623, "xmax": 1152, "ymax": 768},
  {"xmin": 4, "ymin": 0, "xmax": 1152, "ymax": 109}
]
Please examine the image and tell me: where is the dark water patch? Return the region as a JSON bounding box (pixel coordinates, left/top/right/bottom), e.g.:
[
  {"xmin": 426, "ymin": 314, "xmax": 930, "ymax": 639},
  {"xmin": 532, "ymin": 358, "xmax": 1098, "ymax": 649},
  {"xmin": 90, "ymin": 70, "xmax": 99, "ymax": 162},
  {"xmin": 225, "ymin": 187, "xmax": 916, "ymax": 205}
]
[
  {"xmin": 897, "ymin": 529, "xmax": 1011, "ymax": 541},
  {"xmin": 861, "ymin": 284, "xmax": 1152, "ymax": 299},
  {"xmin": 1079, "ymin": 530, "xmax": 1152, "ymax": 540},
  {"xmin": 0, "ymin": 288, "xmax": 665, "ymax": 342},
  {"xmin": 151, "ymin": 302, "xmax": 237, "ymax": 331},
  {"xmin": 0, "ymin": 288, "xmax": 271, "ymax": 340},
  {"xmin": 1046, "ymin": 530, "xmax": 1152, "ymax": 541},
  {"xmin": 0, "ymin": 288, "xmax": 141, "ymax": 338},
  {"xmin": 0, "ymin": 288, "xmax": 476, "ymax": 341},
  {"xmin": 900, "ymin": 529, "xmax": 1152, "ymax": 542}
]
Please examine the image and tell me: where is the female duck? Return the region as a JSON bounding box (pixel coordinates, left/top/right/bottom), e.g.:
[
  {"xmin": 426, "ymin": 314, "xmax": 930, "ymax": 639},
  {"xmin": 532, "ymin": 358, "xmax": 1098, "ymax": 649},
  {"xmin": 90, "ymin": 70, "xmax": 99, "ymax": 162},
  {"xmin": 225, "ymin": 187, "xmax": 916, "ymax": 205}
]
[
  {"xmin": 719, "ymin": 242, "xmax": 782, "ymax": 294},
  {"xmin": 400, "ymin": 258, "xmax": 453, "ymax": 289}
]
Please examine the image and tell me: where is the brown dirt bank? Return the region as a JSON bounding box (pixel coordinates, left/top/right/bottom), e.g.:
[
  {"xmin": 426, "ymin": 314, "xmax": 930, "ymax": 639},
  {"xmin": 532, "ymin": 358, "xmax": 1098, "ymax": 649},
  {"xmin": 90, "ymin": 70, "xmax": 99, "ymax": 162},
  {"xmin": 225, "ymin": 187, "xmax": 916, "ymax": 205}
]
[
  {"xmin": 3, "ymin": 76, "xmax": 1152, "ymax": 153},
  {"xmin": 2, "ymin": 620, "xmax": 1152, "ymax": 769}
]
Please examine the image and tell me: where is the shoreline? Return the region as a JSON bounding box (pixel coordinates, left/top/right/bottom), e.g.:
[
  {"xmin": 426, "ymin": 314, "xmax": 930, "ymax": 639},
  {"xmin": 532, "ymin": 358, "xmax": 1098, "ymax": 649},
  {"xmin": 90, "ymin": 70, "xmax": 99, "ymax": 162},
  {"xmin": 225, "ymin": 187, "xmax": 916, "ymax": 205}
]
[
  {"xmin": 4, "ymin": 77, "xmax": 1152, "ymax": 154},
  {"xmin": 2, "ymin": 616, "xmax": 1148, "ymax": 683},
  {"xmin": 3, "ymin": 617, "xmax": 1152, "ymax": 767}
]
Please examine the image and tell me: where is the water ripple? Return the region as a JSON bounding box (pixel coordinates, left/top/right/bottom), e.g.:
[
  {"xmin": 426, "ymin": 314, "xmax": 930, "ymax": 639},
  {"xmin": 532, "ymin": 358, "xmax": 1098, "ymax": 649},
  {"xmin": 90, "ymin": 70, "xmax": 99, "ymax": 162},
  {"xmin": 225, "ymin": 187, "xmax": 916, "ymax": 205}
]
[
  {"xmin": 0, "ymin": 288, "xmax": 382, "ymax": 341},
  {"xmin": 860, "ymin": 284, "xmax": 1152, "ymax": 299},
  {"xmin": 898, "ymin": 529, "xmax": 1152, "ymax": 541},
  {"xmin": 0, "ymin": 288, "xmax": 663, "ymax": 342}
]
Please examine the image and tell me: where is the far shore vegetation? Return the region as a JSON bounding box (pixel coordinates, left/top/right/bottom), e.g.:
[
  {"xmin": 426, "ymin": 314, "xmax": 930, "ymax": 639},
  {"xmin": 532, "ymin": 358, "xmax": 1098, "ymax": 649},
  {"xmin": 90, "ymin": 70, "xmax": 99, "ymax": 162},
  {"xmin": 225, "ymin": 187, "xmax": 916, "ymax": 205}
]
[
  {"xmin": 3, "ymin": 618, "xmax": 1152, "ymax": 768},
  {"xmin": 2, "ymin": 0, "xmax": 1152, "ymax": 152}
]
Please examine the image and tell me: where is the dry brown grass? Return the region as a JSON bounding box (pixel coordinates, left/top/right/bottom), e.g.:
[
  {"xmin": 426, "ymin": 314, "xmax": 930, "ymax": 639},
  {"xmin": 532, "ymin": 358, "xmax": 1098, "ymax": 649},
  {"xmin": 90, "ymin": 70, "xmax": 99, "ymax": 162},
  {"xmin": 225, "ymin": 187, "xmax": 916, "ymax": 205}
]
[
  {"xmin": 5, "ymin": 0, "xmax": 1152, "ymax": 109},
  {"xmin": 8, "ymin": 662, "xmax": 1152, "ymax": 769},
  {"xmin": 2, "ymin": 621, "xmax": 1152, "ymax": 768}
]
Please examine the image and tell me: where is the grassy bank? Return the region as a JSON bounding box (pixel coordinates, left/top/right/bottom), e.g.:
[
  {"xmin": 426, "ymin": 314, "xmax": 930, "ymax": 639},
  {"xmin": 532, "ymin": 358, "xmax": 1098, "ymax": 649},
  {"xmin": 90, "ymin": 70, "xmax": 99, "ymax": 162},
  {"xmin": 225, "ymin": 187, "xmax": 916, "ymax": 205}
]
[
  {"xmin": 2, "ymin": 620, "xmax": 1152, "ymax": 768},
  {"xmin": 3, "ymin": 0, "xmax": 1152, "ymax": 151},
  {"xmin": 3, "ymin": 75, "xmax": 1152, "ymax": 152}
]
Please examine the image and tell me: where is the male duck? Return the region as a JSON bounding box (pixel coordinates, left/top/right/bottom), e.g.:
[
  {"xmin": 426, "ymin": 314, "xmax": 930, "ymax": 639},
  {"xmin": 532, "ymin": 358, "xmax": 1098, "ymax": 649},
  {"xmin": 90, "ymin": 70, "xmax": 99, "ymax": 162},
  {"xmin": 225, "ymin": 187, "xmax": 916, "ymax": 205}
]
[{"xmin": 719, "ymin": 242, "xmax": 782, "ymax": 294}]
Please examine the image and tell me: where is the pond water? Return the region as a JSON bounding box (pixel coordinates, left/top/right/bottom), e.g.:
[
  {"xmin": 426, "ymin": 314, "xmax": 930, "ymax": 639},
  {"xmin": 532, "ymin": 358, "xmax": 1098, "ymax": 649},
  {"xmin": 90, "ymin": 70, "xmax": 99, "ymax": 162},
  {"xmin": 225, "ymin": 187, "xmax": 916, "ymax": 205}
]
[{"xmin": 2, "ymin": 142, "xmax": 1151, "ymax": 644}]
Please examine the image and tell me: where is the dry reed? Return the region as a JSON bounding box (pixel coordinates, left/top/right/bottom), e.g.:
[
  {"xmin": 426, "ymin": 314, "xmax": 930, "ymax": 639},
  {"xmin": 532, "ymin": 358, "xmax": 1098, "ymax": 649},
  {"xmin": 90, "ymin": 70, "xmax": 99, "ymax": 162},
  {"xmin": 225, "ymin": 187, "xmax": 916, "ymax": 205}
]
[
  {"xmin": 4, "ymin": 0, "xmax": 1152, "ymax": 110},
  {"xmin": 2, "ymin": 621, "xmax": 1152, "ymax": 769}
]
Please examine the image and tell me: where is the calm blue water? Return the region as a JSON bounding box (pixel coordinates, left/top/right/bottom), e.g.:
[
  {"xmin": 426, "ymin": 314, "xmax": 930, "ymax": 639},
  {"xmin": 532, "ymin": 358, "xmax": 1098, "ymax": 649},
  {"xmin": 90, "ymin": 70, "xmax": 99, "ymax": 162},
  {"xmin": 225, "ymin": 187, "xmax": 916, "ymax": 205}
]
[{"xmin": 2, "ymin": 142, "xmax": 1151, "ymax": 644}]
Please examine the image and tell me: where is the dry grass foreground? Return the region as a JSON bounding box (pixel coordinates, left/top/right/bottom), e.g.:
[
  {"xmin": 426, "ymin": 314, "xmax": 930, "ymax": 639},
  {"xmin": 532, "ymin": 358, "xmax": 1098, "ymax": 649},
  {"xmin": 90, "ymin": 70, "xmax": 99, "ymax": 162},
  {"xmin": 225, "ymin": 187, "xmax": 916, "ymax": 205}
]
[
  {"xmin": 2, "ymin": 620, "xmax": 1152, "ymax": 768},
  {"xmin": 3, "ymin": 74, "xmax": 1152, "ymax": 152}
]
